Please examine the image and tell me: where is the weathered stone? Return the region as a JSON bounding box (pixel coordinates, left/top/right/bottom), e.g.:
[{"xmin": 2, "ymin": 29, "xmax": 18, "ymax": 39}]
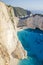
[{"xmin": 0, "ymin": 2, "xmax": 27, "ymax": 65}]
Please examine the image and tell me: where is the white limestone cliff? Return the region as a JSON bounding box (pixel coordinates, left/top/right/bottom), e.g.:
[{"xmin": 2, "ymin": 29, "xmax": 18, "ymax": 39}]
[{"xmin": 0, "ymin": 2, "xmax": 27, "ymax": 65}]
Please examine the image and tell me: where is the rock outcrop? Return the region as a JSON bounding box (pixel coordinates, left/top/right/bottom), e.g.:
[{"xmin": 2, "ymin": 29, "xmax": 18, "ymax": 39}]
[
  {"xmin": 17, "ymin": 14, "xmax": 43, "ymax": 30},
  {"xmin": 26, "ymin": 14, "xmax": 43, "ymax": 30},
  {"xmin": 0, "ymin": 2, "xmax": 27, "ymax": 65},
  {"xmin": 13, "ymin": 7, "xmax": 31, "ymax": 18}
]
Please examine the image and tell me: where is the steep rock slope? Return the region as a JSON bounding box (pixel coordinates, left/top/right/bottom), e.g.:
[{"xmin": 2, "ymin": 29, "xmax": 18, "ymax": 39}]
[
  {"xmin": 0, "ymin": 2, "xmax": 27, "ymax": 65},
  {"xmin": 8, "ymin": 5, "xmax": 31, "ymax": 18},
  {"xmin": 17, "ymin": 14, "xmax": 43, "ymax": 30},
  {"xmin": 13, "ymin": 7, "xmax": 31, "ymax": 18},
  {"xmin": 27, "ymin": 14, "xmax": 43, "ymax": 30}
]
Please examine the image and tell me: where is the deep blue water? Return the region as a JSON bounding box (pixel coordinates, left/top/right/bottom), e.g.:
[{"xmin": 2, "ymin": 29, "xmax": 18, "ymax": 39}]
[{"xmin": 17, "ymin": 28, "xmax": 43, "ymax": 65}]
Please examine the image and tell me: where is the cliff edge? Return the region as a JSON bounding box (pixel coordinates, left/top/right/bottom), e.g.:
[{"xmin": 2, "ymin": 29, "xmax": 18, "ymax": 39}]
[{"xmin": 0, "ymin": 2, "xmax": 27, "ymax": 65}]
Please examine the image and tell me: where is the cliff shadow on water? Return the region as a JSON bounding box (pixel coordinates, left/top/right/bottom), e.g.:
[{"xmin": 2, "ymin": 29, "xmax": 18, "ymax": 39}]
[{"xmin": 17, "ymin": 28, "xmax": 43, "ymax": 65}]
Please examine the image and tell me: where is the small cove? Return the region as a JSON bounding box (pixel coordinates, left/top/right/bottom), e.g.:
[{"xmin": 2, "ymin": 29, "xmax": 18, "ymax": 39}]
[{"xmin": 17, "ymin": 28, "xmax": 43, "ymax": 65}]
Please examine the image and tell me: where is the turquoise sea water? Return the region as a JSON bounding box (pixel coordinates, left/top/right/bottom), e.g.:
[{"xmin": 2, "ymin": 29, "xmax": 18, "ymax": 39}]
[{"xmin": 17, "ymin": 28, "xmax": 43, "ymax": 65}]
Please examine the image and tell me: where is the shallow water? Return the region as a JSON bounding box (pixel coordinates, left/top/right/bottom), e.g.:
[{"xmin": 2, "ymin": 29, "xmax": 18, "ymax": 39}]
[{"xmin": 17, "ymin": 28, "xmax": 43, "ymax": 65}]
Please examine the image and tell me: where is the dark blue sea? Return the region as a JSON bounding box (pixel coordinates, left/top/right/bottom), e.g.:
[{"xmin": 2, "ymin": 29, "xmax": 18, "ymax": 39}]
[{"xmin": 17, "ymin": 28, "xmax": 43, "ymax": 65}]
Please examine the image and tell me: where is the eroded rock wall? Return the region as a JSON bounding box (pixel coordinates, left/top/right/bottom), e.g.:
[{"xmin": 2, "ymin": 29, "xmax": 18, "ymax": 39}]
[{"xmin": 0, "ymin": 2, "xmax": 27, "ymax": 65}]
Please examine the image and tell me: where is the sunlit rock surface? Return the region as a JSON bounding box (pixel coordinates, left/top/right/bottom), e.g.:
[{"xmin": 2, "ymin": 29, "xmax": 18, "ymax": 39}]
[
  {"xmin": 27, "ymin": 15, "xmax": 43, "ymax": 30},
  {"xmin": 0, "ymin": 2, "xmax": 27, "ymax": 65},
  {"xmin": 17, "ymin": 14, "xmax": 43, "ymax": 30}
]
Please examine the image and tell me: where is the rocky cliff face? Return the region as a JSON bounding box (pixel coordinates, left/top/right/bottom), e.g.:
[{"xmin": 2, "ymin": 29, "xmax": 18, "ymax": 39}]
[
  {"xmin": 26, "ymin": 15, "xmax": 43, "ymax": 30},
  {"xmin": 17, "ymin": 14, "xmax": 43, "ymax": 30},
  {"xmin": 0, "ymin": 2, "xmax": 27, "ymax": 65},
  {"xmin": 13, "ymin": 7, "xmax": 31, "ymax": 18}
]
